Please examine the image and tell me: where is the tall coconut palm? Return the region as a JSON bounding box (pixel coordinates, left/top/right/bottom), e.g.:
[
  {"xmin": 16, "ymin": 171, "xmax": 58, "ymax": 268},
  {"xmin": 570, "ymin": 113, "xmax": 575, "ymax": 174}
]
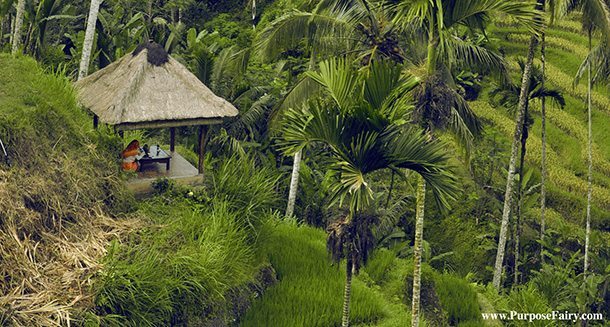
[
  {"xmin": 557, "ymin": 0, "xmax": 610, "ymax": 276},
  {"xmin": 488, "ymin": 0, "xmax": 549, "ymax": 289},
  {"xmin": 540, "ymin": 24, "xmax": 547, "ymax": 263},
  {"xmin": 278, "ymin": 58, "xmax": 457, "ymax": 327},
  {"xmin": 490, "ymin": 61, "xmax": 565, "ymax": 284},
  {"xmin": 392, "ymin": 0, "xmax": 542, "ymax": 317},
  {"xmin": 10, "ymin": 0, "xmax": 24, "ymax": 54},
  {"xmin": 78, "ymin": 0, "xmax": 103, "ymax": 80},
  {"xmin": 257, "ymin": 0, "xmax": 407, "ymax": 218}
]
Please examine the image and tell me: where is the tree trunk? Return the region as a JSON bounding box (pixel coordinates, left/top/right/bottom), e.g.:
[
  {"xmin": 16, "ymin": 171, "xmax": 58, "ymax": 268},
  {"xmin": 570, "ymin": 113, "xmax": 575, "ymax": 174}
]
[
  {"xmin": 584, "ymin": 29, "xmax": 593, "ymax": 276},
  {"xmin": 385, "ymin": 170, "xmax": 395, "ymax": 208},
  {"xmin": 251, "ymin": 0, "xmax": 257, "ymax": 28},
  {"xmin": 426, "ymin": 10, "xmax": 437, "ymax": 75},
  {"xmin": 78, "ymin": 0, "xmax": 103, "ymax": 80},
  {"xmin": 147, "ymin": 0, "xmax": 153, "ymax": 26},
  {"xmin": 514, "ymin": 116, "xmax": 528, "ymax": 286},
  {"xmin": 341, "ymin": 256, "xmax": 353, "ymax": 327},
  {"xmin": 493, "ymin": 34, "xmax": 538, "ymax": 290},
  {"xmin": 11, "ymin": 0, "xmax": 25, "ymax": 55},
  {"xmin": 540, "ymin": 31, "xmax": 547, "ymax": 263},
  {"xmin": 411, "ymin": 176, "xmax": 426, "ymax": 327},
  {"xmin": 285, "ymin": 150, "xmax": 302, "ymax": 218},
  {"xmin": 9, "ymin": 14, "xmax": 15, "ymax": 47}
]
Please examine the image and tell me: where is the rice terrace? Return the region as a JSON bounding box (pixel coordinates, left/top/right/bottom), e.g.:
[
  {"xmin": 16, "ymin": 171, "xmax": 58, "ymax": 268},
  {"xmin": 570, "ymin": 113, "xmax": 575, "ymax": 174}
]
[{"xmin": 0, "ymin": 0, "xmax": 609, "ymax": 326}]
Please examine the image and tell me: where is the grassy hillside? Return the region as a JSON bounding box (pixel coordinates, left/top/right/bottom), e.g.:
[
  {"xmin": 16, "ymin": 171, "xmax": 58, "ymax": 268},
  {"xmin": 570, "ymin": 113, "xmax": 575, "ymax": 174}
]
[
  {"xmin": 241, "ymin": 221, "xmax": 409, "ymax": 327},
  {"xmin": 0, "ymin": 54, "xmax": 133, "ymax": 326},
  {"xmin": 481, "ymin": 16, "xmax": 610, "ymax": 241}
]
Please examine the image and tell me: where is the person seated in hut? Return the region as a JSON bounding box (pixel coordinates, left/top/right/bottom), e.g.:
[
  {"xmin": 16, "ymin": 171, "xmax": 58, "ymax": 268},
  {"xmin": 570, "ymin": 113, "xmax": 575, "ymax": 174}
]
[{"xmin": 121, "ymin": 140, "xmax": 142, "ymax": 172}]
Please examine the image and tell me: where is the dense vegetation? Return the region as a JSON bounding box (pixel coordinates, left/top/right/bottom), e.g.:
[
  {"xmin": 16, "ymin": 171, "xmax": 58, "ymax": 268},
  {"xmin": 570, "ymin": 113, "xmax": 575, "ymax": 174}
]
[{"xmin": 1, "ymin": 0, "xmax": 609, "ymax": 326}]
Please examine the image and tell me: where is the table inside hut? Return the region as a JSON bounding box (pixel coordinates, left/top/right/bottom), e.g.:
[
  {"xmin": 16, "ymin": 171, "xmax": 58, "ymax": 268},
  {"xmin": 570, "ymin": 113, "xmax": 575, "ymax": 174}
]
[{"xmin": 137, "ymin": 145, "xmax": 171, "ymax": 171}]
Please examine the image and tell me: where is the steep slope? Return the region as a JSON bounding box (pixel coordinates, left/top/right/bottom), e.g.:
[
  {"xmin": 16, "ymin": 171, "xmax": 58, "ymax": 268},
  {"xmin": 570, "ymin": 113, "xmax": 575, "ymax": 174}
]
[
  {"xmin": 482, "ymin": 17, "xmax": 610, "ymax": 237},
  {"xmin": 0, "ymin": 54, "xmax": 135, "ymax": 326}
]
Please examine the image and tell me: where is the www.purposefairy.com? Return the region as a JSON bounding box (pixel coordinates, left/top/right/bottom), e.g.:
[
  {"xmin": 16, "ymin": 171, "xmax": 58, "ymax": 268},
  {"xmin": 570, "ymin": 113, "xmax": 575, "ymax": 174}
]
[{"xmin": 481, "ymin": 311, "xmax": 604, "ymax": 323}]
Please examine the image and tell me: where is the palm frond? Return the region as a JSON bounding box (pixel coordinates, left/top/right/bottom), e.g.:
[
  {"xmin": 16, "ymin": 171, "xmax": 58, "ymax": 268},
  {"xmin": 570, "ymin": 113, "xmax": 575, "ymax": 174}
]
[
  {"xmin": 270, "ymin": 75, "xmax": 322, "ymax": 128},
  {"xmin": 580, "ymin": 0, "xmax": 610, "ymax": 40},
  {"xmin": 254, "ymin": 5, "xmax": 359, "ymax": 61},
  {"xmin": 446, "ymin": 0, "xmax": 542, "ymax": 34},
  {"xmin": 307, "ymin": 57, "xmax": 360, "ymax": 110},
  {"xmin": 362, "ymin": 60, "xmax": 403, "ymax": 109},
  {"xmin": 531, "ymin": 88, "xmax": 566, "ymax": 108},
  {"xmin": 391, "ymin": 0, "xmax": 434, "ymax": 30},
  {"xmin": 442, "ymin": 34, "xmax": 508, "ymax": 81},
  {"xmin": 575, "ymin": 43, "xmax": 610, "ymax": 86},
  {"xmin": 383, "ymin": 125, "xmax": 458, "ymax": 211}
]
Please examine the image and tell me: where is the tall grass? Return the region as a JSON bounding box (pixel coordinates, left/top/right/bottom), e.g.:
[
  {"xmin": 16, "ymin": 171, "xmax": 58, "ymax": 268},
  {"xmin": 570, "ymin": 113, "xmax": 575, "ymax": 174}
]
[
  {"xmin": 240, "ymin": 220, "xmax": 390, "ymax": 327},
  {"xmin": 364, "ymin": 248, "xmax": 397, "ymax": 284},
  {"xmin": 434, "ymin": 274, "xmax": 481, "ymax": 325},
  {"xmin": 93, "ymin": 201, "xmax": 257, "ymax": 326},
  {"xmin": 91, "ymin": 154, "xmax": 282, "ymax": 325},
  {"xmin": 207, "ymin": 155, "xmax": 282, "ymax": 230}
]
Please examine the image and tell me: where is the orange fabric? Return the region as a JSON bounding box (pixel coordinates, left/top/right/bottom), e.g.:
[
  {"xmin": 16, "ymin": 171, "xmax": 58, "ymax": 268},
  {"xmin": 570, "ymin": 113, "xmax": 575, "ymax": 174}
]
[
  {"xmin": 121, "ymin": 148, "xmax": 140, "ymax": 158},
  {"xmin": 121, "ymin": 161, "xmax": 139, "ymax": 171},
  {"xmin": 121, "ymin": 140, "xmax": 140, "ymax": 172}
]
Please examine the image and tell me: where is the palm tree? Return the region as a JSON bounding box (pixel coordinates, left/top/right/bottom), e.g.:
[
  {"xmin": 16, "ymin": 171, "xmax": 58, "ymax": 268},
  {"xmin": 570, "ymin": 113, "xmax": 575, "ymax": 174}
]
[
  {"xmin": 78, "ymin": 0, "xmax": 103, "ymax": 80},
  {"xmin": 552, "ymin": 0, "xmax": 610, "ymax": 276},
  {"xmin": 11, "ymin": 0, "xmax": 24, "ymax": 54},
  {"xmin": 278, "ymin": 58, "xmax": 458, "ymax": 327},
  {"xmin": 488, "ymin": 0, "xmax": 547, "ymax": 289},
  {"xmin": 392, "ymin": 0, "xmax": 542, "ymax": 316},
  {"xmin": 256, "ymin": 0, "xmax": 405, "ymax": 65},
  {"xmin": 257, "ymin": 0, "xmax": 407, "ymax": 218},
  {"xmin": 490, "ymin": 61, "xmax": 565, "ymax": 284}
]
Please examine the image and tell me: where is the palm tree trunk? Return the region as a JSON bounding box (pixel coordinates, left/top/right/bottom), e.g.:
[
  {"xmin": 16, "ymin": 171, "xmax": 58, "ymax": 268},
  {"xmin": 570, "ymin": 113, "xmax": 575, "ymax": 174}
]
[
  {"xmin": 147, "ymin": 0, "xmax": 153, "ymax": 26},
  {"xmin": 341, "ymin": 256, "xmax": 353, "ymax": 327},
  {"xmin": 78, "ymin": 0, "xmax": 103, "ymax": 80},
  {"xmin": 251, "ymin": 0, "xmax": 257, "ymax": 28},
  {"xmin": 285, "ymin": 150, "xmax": 302, "ymax": 218},
  {"xmin": 8, "ymin": 14, "xmax": 15, "ymax": 47},
  {"xmin": 540, "ymin": 31, "xmax": 547, "ymax": 263},
  {"xmin": 514, "ymin": 119, "xmax": 528, "ymax": 286},
  {"xmin": 584, "ymin": 29, "xmax": 593, "ymax": 276},
  {"xmin": 493, "ymin": 34, "xmax": 538, "ymax": 290},
  {"xmin": 385, "ymin": 170, "xmax": 395, "ymax": 208},
  {"xmin": 411, "ymin": 176, "xmax": 426, "ymax": 327},
  {"xmin": 426, "ymin": 10, "xmax": 437, "ymax": 75},
  {"xmin": 11, "ymin": 0, "xmax": 25, "ymax": 55}
]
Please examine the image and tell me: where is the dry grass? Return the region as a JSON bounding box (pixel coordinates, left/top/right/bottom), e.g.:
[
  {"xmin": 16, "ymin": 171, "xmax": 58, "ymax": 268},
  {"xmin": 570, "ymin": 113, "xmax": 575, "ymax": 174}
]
[
  {"xmin": 0, "ymin": 54, "xmax": 139, "ymax": 326},
  {"xmin": 0, "ymin": 168, "xmax": 140, "ymax": 327}
]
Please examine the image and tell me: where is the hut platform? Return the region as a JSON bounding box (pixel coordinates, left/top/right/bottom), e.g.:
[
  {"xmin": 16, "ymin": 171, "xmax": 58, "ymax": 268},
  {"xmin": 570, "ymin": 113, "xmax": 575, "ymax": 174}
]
[{"xmin": 126, "ymin": 151, "xmax": 202, "ymax": 194}]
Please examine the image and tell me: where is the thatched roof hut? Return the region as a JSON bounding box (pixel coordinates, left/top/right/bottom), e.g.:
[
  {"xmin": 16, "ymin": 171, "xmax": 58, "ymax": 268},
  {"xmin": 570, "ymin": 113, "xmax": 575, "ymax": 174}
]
[
  {"xmin": 74, "ymin": 42, "xmax": 238, "ymax": 130},
  {"xmin": 74, "ymin": 42, "xmax": 238, "ymax": 177}
]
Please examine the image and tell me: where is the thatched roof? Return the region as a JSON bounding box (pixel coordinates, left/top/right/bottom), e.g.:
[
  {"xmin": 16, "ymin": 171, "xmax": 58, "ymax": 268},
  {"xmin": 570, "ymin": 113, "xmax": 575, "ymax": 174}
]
[{"xmin": 74, "ymin": 42, "xmax": 238, "ymax": 130}]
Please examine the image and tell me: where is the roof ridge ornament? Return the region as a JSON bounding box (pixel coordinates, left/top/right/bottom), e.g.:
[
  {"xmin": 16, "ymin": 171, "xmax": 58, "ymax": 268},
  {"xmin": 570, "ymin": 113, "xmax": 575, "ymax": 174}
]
[{"xmin": 132, "ymin": 41, "xmax": 169, "ymax": 66}]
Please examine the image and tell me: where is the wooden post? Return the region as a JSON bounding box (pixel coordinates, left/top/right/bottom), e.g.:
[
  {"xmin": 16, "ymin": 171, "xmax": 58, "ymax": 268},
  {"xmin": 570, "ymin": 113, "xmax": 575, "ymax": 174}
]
[
  {"xmin": 170, "ymin": 127, "xmax": 175, "ymax": 152},
  {"xmin": 93, "ymin": 114, "xmax": 98, "ymax": 129},
  {"xmin": 197, "ymin": 125, "xmax": 208, "ymax": 176}
]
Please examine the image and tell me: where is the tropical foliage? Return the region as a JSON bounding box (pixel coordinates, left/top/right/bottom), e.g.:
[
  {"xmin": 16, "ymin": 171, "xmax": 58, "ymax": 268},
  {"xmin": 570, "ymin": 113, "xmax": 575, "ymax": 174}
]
[{"xmin": 1, "ymin": 0, "xmax": 610, "ymax": 326}]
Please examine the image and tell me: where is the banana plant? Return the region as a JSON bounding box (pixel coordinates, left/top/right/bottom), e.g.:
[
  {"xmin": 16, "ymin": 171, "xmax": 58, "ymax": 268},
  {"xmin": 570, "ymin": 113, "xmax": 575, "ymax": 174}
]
[{"xmin": 25, "ymin": 0, "xmax": 78, "ymax": 56}]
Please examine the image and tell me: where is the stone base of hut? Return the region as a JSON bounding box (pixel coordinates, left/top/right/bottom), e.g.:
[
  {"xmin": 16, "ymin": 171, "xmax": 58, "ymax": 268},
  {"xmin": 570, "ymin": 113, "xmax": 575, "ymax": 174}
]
[{"xmin": 126, "ymin": 151, "xmax": 202, "ymax": 195}]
